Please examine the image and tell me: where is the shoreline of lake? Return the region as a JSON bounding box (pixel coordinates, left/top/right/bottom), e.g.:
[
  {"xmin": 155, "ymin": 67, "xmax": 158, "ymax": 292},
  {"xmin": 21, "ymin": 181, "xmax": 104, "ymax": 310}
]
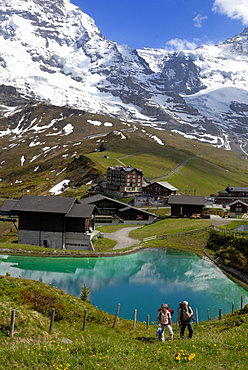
[
  {"xmin": 0, "ymin": 243, "xmax": 248, "ymax": 292},
  {"xmin": 1, "ymin": 248, "xmax": 247, "ymax": 323}
]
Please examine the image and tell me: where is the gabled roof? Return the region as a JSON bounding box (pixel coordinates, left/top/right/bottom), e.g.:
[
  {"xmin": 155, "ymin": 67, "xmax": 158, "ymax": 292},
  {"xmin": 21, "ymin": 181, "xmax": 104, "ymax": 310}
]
[
  {"xmin": 229, "ymin": 199, "xmax": 248, "ymax": 206},
  {"xmin": 65, "ymin": 204, "xmax": 95, "ymax": 218},
  {"xmin": 0, "ymin": 199, "xmax": 18, "ymax": 212},
  {"xmin": 80, "ymin": 194, "xmax": 108, "ymax": 205},
  {"xmin": 80, "ymin": 194, "xmax": 156, "ymax": 216},
  {"xmin": 146, "ymin": 181, "xmax": 178, "ymax": 191},
  {"xmin": 108, "ymin": 166, "xmax": 142, "ymax": 173},
  {"xmin": 226, "ymin": 186, "xmax": 248, "ymax": 192},
  {"xmin": 168, "ymin": 195, "xmax": 206, "ymax": 206},
  {"xmin": 11, "ymin": 195, "xmax": 77, "ymax": 214}
]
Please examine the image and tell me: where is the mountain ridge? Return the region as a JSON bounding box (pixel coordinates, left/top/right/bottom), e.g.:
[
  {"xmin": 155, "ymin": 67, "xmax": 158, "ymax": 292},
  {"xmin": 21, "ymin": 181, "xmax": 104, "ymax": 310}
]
[
  {"xmin": 0, "ymin": 87, "xmax": 248, "ymax": 199},
  {"xmin": 0, "ymin": 0, "xmax": 248, "ymax": 155}
]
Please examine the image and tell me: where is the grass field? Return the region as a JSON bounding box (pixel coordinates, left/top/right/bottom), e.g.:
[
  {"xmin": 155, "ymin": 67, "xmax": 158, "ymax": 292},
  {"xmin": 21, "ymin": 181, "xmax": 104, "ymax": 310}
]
[
  {"xmin": 85, "ymin": 128, "xmax": 248, "ymax": 197},
  {"xmin": 0, "ymin": 275, "xmax": 247, "ymax": 370},
  {"xmin": 1, "ymin": 120, "xmax": 248, "ymax": 198},
  {"xmin": 0, "ymin": 216, "xmax": 248, "ymax": 369}
]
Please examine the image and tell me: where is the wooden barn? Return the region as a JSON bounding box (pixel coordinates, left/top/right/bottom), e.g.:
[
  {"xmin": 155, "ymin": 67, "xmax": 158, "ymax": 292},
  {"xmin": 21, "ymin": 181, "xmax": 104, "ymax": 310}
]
[
  {"xmin": 168, "ymin": 195, "xmax": 206, "ymax": 218},
  {"xmin": 0, "ymin": 195, "xmax": 95, "ymax": 250}
]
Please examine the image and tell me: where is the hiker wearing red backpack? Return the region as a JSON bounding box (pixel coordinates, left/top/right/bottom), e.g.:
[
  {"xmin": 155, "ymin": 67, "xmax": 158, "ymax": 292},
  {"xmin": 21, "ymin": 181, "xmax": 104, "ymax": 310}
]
[{"xmin": 157, "ymin": 303, "xmax": 173, "ymax": 341}]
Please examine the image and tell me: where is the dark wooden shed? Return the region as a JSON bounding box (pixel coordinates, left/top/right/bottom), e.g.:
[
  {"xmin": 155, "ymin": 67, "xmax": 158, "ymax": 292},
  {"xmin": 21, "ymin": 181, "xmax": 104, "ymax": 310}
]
[{"xmin": 168, "ymin": 195, "xmax": 206, "ymax": 218}]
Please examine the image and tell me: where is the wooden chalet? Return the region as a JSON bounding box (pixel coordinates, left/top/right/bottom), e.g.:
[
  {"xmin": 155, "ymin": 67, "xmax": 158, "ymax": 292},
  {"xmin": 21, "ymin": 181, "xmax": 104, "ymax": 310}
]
[
  {"xmin": 168, "ymin": 195, "xmax": 206, "ymax": 218},
  {"xmin": 0, "ymin": 195, "xmax": 95, "ymax": 250},
  {"xmin": 216, "ymin": 186, "xmax": 248, "ymax": 204},
  {"xmin": 229, "ymin": 200, "xmax": 248, "ymax": 217},
  {"xmin": 135, "ymin": 181, "xmax": 178, "ymax": 206},
  {"xmin": 80, "ymin": 194, "xmax": 156, "ymax": 225}
]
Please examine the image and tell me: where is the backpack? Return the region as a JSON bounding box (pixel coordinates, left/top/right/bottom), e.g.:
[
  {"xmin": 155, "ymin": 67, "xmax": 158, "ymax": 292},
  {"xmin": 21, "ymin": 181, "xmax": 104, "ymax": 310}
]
[
  {"xmin": 178, "ymin": 302, "xmax": 194, "ymax": 321},
  {"xmin": 157, "ymin": 307, "xmax": 174, "ymax": 317},
  {"xmin": 156, "ymin": 327, "xmax": 163, "ymax": 340}
]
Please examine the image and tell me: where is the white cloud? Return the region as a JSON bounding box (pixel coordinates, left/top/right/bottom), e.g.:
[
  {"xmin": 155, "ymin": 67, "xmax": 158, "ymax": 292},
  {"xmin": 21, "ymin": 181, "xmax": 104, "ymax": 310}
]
[
  {"xmin": 165, "ymin": 38, "xmax": 197, "ymax": 51},
  {"xmin": 193, "ymin": 14, "xmax": 208, "ymax": 28},
  {"xmin": 213, "ymin": 0, "xmax": 248, "ymax": 25}
]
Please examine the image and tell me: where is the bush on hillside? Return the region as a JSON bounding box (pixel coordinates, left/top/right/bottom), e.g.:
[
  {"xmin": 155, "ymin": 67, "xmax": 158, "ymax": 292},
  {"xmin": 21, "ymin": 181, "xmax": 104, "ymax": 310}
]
[
  {"xmin": 206, "ymin": 230, "xmax": 248, "ymax": 274},
  {"xmin": 21, "ymin": 288, "xmax": 67, "ymax": 321},
  {"xmin": 0, "ymin": 276, "xmax": 113, "ymax": 325}
]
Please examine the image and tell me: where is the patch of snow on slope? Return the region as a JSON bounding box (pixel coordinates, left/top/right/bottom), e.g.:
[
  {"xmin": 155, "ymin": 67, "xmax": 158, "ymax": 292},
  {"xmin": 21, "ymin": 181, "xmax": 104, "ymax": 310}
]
[
  {"xmin": 147, "ymin": 134, "xmax": 164, "ymax": 145},
  {"xmin": 184, "ymin": 86, "xmax": 248, "ymax": 122},
  {"xmin": 172, "ymin": 130, "xmax": 231, "ymax": 150},
  {"xmin": 113, "ymin": 131, "xmax": 126, "ymax": 139},
  {"xmin": 20, "ymin": 155, "xmax": 25, "ymax": 166},
  {"xmin": 29, "ymin": 141, "xmax": 44, "ymax": 147},
  {"xmin": 87, "ymin": 120, "xmax": 102, "ymax": 126},
  {"xmin": 49, "ymin": 180, "xmax": 70, "ymax": 195},
  {"xmin": 63, "ymin": 123, "xmax": 74, "ymax": 135},
  {"xmin": 30, "ymin": 154, "xmax": 42, "ymax": 163},
  {"xmin": 56, "ymin": 167, "xmax": 67, "ymax": 176}
]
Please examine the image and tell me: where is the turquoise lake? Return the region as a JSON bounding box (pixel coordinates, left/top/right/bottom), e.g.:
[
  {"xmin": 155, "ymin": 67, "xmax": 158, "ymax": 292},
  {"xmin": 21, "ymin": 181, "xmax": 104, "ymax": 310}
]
[{"xmin": 0, "ymin": 248, "xmax": 247, "ymax": 323}]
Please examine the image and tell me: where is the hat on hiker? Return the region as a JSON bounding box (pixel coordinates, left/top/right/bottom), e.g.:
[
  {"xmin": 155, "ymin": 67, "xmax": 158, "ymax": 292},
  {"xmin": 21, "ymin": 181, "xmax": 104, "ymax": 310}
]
[{"xmin": 161, "ymin": 304, "xmax": 169, "ymax": 309}]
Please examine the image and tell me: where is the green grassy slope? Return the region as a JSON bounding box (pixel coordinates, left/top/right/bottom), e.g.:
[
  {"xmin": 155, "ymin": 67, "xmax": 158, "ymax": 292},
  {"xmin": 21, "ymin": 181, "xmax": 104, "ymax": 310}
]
[
  {"xmin": 0, "ymin": 104, "xmax": 248, "ymax": 198},
  {"xmin": 0, "ymin": 276, "xmax": 247, "ymax": 370},
  {"xmin": 85, "ymin": 129, "xmax": 248, "ymax": 197}
]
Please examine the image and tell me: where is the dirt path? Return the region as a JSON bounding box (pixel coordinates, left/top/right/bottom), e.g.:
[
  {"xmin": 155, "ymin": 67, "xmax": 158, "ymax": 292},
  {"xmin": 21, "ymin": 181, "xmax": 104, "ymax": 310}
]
[
  {"xmin": 104, "ymin": 226, "xmax": 141, "ymax": 250},
  {"xmin": 114, "ymin": 153, "xmax": 199, "ymax": 180}
]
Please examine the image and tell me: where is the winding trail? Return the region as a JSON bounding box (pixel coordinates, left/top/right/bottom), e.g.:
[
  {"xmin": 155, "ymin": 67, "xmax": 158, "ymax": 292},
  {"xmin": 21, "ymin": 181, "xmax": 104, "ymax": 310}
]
[
  {"xmin": 104, "ymin": 226, "xmax": 141, "ymax": 250},
  {"xmin": 153, "ymin": 156, "xmax": 199, "ymax": 180},
  {"xmin": 114, "ymin": 152, "xmax": 199, "ymax": 180}
]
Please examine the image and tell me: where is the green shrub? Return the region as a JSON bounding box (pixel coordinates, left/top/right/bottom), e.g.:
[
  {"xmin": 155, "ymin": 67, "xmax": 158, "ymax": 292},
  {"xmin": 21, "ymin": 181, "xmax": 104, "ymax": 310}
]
[
  {"xmin": 21, "ymin": 287, "xmax": 67, "ymax": 321},
  {"xmin": 206, "ymin": 230, "xmax": 248, "ymax": 274}
]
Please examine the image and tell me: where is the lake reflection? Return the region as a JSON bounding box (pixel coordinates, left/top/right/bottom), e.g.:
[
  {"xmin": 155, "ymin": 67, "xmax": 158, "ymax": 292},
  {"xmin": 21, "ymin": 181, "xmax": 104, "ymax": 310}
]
[{"xmin": 0, "ymin": 248, "xmax": 247, "ymax": 322}]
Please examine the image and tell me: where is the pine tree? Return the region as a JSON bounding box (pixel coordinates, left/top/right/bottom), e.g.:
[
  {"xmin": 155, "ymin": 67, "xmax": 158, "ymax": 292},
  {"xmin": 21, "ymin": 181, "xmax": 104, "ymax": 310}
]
[{"xmin": 80, "ymin": 284, "xmax": 92, "ymax": 303}]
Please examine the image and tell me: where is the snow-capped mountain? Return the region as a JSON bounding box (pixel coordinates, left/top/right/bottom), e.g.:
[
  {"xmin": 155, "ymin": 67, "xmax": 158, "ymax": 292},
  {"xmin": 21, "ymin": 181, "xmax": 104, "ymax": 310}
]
[{"xmin": 1, "ymin": 0, "xmax": 248, "ymax": 153}]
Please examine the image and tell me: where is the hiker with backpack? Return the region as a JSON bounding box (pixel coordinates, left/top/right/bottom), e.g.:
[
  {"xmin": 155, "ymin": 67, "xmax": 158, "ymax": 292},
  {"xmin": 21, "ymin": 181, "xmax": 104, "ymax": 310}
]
[
  {"xmin": 157, "ymin": 303, "xmax": 173, "ymax": 341},
  {"xmin": 177, "ymin": 300, "xmax": 194, "ymax": 339}
]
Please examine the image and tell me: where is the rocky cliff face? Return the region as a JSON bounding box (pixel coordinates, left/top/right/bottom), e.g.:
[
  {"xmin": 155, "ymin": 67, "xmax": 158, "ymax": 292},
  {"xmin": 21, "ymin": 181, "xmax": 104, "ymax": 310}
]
[{"xmin": 0, "ymin": 0, "xmax": 248, "ymax": 153}]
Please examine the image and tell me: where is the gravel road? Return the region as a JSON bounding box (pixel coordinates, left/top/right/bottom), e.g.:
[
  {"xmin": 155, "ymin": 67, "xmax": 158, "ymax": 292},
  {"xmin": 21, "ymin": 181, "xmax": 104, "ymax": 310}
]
[{"xmin": 104, "ymin": 226, "xmax": 141, "ymax": 250}]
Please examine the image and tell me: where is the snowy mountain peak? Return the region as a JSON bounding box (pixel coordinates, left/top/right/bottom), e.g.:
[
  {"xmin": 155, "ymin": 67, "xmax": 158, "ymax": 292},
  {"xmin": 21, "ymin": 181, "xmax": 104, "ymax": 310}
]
[
  {"xmin": 0, "ymin": 0, "xmax": 103, "ymax": 44},
  {"xmin": 0, "ymin": 1, "xmax": 248, "ymax": 154},
  {"xmin": 220, "ymin": 27, "xmax": 248, "ymax": 56}
]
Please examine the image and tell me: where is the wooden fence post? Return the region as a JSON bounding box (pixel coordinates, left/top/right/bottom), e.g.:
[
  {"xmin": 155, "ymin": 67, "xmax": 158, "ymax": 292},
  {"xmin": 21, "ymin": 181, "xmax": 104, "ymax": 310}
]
[
  {"xmin": 133, "ymin": 309, "xmax": 137, "ymax": 329},
  {"xmin": 9, "ymin": 309, "xmax": 16, "ymax": 338},
  {"xmin": 232, "ymin": 303, "xmax": 234, "ymax": 315},
  {"xmin": 176, "ymin": 320, "xmax": 179, "ymax": 332},
  {"xmin": 218, "ymin": 309, "xmax": 222, "ymax": 320},
  {"xmin": 49, "ymin": 308, "xmax": 55, "ymax": 333},
  {"xmin": 207, "ymin": 309, "xmax": 210, "ymax": 321},
  {"xmin": 83, "ymin": 309, "xmax": 88, "ymax": 331},
  {"xmin": 241, "ymin": 296, "xmax": 243, "ymax": 309},
  {"xmin": 112, "ymin": 303, "xmax": 120, "ymax": 329},
  {"xmin": 195, "ymin": 308, "xmax": 199, "ymax": 324},
  {"xmin": 146, "ymin": 314, "xmax": 150, "ymax": 329}
]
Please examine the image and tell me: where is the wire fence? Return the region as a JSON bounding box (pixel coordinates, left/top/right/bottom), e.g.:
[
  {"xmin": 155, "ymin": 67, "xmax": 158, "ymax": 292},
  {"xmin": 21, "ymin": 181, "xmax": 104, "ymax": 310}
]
[
  {"xmin": 142, "ymin": 224, "xmax": 248, "ymax": 242},
  {"xmin": 7, "ymin": 296, "xmax": 246, "ymax": 338}
]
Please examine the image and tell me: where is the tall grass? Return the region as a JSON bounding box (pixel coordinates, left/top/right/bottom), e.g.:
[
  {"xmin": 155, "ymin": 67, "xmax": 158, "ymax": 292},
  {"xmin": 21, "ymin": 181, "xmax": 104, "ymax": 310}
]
[{"xmin": 0, "ymin": 276, "xmax": 247, "ymax": 369}]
